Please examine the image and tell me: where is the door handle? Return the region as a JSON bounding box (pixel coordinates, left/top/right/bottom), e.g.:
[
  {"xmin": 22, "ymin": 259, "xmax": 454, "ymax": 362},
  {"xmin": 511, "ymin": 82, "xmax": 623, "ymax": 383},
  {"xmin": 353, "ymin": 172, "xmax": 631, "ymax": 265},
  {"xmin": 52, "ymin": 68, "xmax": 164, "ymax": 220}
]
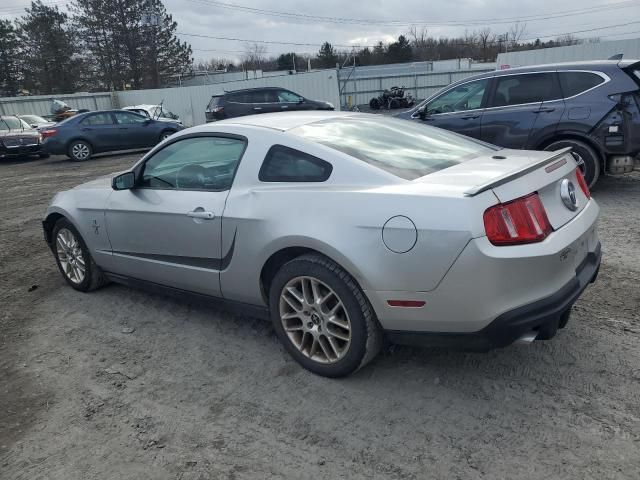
[
  {"xmin": 253, "ymin": 107, "xmax": 262, "ymax": 111},
  {"xmin": 535, "ymin": 107, "xmax": 556, "ymax": 113},
  {"xmin": 281, "ymin": 105, "xmax": 289, "ymax": 109},
  {"xmin": 461, "ymin": 114, "xmax": 480, "ymax": 120},
  {"xmin": 187, "ymin": 210, "xmax": 215, "ymax": 219}
]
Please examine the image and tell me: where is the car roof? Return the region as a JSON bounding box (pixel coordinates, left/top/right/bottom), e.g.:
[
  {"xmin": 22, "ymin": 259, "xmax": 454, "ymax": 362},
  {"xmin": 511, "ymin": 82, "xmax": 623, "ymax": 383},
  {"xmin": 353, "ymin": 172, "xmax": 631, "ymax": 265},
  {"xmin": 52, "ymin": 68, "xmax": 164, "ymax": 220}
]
[
  {"xmin": 123, "ymin": 105, "xmax": 158, "ymax": 110},
  {"xmin": 214, "ymin": 87, "xmax": 287, "ymax": 97},
  {"xmin": 458, "ymin": 59, "xmax": 639, "ymax": 83},
  {"xmin": 209, "ymin": 111, "xmax": 359, "ymax": 131}
]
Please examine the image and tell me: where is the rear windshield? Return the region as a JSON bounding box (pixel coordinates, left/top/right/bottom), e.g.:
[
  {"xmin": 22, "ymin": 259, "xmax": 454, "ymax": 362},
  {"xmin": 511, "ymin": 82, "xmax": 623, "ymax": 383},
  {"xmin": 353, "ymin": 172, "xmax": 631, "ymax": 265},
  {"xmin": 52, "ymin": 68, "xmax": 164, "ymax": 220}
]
[
  {"xmin": 0, "ymin": 117, "xmax": 24, "ymax": 131},
  {"xmin": 208, "ymin": 96, "xmax": 222, "ymax": 108},
  {"xmin": 290, "ymin": 116, "xmax": 497, "ymax": 180}
]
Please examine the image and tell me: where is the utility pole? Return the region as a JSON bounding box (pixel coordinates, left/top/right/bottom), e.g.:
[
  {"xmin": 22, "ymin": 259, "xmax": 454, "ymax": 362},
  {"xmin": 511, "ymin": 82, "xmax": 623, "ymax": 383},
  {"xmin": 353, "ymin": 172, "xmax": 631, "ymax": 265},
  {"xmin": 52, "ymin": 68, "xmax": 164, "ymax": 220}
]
[{"xmin": 142, "ymin": 1, "xmax": 162, "ymax": 88}]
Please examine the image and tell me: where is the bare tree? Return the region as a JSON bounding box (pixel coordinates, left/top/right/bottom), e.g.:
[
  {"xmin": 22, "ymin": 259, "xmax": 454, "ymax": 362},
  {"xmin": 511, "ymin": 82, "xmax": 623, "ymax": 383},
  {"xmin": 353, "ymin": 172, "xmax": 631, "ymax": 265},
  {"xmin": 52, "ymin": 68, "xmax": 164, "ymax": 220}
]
[
  {"xmin": 408, "ymin": 25, "xmax": 430, "ymax": 61},
  {"xmin": 477, "ymin": 27, "xmax": 496, "ymax": 62},
  {"xmin": 508, "ymin": 22, "xmax": 527, "ymax": 45},
  {"xmin": 241, "ymin": 42, "xmax": 267, "ymax": 71}
]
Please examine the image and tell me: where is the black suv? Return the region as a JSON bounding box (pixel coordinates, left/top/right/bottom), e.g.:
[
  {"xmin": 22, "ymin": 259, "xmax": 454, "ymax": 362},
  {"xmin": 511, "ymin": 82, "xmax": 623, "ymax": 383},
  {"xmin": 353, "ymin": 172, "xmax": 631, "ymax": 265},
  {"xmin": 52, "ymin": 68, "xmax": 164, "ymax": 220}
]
[
  {"xmin": 397, "ymin": 60, "xmax": 640, "ymax": 186},
  {"xmin": 205, "ymin": 87, "xmax": 334, "ymax": 122}
]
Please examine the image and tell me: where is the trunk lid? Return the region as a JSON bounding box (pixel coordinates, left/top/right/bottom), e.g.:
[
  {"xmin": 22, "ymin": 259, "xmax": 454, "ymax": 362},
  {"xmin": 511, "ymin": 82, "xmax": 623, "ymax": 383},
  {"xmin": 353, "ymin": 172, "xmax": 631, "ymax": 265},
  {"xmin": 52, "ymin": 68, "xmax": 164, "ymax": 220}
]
[{"xmin": 416, "ymin": 148, "xmax": 587, "ymax": 229}]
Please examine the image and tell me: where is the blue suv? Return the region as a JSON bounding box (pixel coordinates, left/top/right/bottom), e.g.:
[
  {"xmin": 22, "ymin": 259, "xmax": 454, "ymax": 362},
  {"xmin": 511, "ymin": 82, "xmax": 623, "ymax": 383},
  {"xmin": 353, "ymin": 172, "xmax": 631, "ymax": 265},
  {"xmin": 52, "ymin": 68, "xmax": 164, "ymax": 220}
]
[{"xmin": 397, "ymin": 60, "xmax": 640, "ymax": 186}]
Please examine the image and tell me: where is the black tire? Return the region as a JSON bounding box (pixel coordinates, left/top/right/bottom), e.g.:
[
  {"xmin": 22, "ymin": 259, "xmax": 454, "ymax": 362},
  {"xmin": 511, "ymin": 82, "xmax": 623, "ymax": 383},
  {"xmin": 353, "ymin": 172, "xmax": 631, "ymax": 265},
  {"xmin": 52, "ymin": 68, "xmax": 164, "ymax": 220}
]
[
  {"xmin": 159, "ymin": 130, "xmax": 176, "ymax": 142},
  {"xmin": 389, "ymin": 98, "xmax": 400, "ymax": 109},
  {"xmin": 369, "ymin": 98, "xmax": 380, "ymax": 110},
  {"xmin": 269, "ymin": 253, "xmax": 382, "ymax": 378},
  {"xmin": 544, "ymin": 139, "xmax": 600, "ymax": 188},
  {"xmin": 67, "ymin": 140, "xmax": 92, "ymax": 161},
  {"xmin": 558, "ymin": 308, "xmax": 571, "ymax": 329},
  {"xmin": 51, "ymin": 218, "xmax": 108, "ymax": 292},
  {"xmin": 39, "ymin": 152, "xmax": 50, "ymax": 159}
]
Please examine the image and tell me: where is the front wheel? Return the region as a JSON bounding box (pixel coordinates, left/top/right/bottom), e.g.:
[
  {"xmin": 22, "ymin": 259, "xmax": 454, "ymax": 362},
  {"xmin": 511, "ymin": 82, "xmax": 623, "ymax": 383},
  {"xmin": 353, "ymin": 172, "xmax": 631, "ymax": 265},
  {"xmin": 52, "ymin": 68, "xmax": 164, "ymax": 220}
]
[
  {"xmin": 67, "ymin": 140, "xmax": 92, "ymax": 161},
  {"xmin": 269, "ymin": 254, "xmax": 382, "ymax": 377},
  {"xmin": 52, "ymin": 218, "xmax": 107, "ymax": 292},
  {"xmin": 544, "ymin": 139, "xmax": 600, "ymax": 188}
]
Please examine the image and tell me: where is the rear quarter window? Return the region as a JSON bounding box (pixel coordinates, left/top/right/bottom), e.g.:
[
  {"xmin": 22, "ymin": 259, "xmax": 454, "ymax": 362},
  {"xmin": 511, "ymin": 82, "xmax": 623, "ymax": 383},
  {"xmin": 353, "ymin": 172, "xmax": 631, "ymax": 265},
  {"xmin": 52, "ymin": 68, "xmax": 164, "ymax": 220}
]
[
  {"xmin": 259, "ymin": 145, "xmax": 332, "ymax": 182},
  {"xmin": 559, "ymin": 72, "xmax": 605, "ymax": 98}
]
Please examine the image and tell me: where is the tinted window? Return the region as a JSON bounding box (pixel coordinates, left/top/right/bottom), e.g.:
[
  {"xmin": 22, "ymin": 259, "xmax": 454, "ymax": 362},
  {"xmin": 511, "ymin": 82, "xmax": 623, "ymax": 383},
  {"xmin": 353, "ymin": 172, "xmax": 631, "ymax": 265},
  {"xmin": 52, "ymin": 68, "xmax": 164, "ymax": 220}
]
[
  {"xmin": 227, "ymin": 92, "xmax": 248, "ymax": 103},
  {"xmin": 490, "ymin": 73, "xmax": 561, "ymax": 107},
  {"xmin": 81, "ymin": 113, "xmax": 113, "ymax": 126},
  {"xmin": 559, "ymin": 72, "xmax": 605, "ymax": 98},
  {"xmin": 208, "ymin": 96, "xmax": 222, "ymax": 108},
  {"xmin": 246, "ymin": 90, "xmax": 277, "ymax": 103},
  {"xmin": 427, "ymin": 78, "xmax": 488, "ymax": 114},
  {"xmin": 291, "ymin": 116, "xmax": 496, "ymax": 180},
  {"xmin": 114, "ymin": 111, "xmax": 147, "ymax": 124},
  {"xmin": 141, "ymin": 136, "xmax": 246, "ymax": 191},
  {"xmin": 259, "ymin": 145, "xmax": 332, "ymax": 182},
  {"xmin": 278, "ymin": 90, "xmax": 302, "ymax": 103}
]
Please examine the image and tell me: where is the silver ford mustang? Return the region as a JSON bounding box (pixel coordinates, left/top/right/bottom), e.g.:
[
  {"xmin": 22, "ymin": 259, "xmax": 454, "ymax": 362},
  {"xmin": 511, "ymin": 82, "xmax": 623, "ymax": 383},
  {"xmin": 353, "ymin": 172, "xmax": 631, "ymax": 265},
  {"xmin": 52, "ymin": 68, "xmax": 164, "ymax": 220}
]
[{"xmin": 43, "ymin": 112, "xmax": 601, "ymax": 377}]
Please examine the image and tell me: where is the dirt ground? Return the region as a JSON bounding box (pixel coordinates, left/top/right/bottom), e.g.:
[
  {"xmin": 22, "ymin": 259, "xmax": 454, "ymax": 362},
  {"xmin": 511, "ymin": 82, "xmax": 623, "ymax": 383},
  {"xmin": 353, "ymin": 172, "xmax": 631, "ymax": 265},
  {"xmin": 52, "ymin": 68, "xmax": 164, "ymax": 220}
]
[{"xmin": 1, "ymin": 152, "xmax": 639, "ymax": 480}]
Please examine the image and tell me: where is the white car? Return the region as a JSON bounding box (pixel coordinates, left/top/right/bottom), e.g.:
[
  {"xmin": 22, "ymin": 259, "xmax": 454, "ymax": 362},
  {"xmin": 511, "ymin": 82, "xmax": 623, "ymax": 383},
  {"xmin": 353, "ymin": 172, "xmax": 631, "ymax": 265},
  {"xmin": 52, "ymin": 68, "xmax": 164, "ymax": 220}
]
[
  {"xmin": 43, "ymin": 112, "xmax": 600, "ymax": 377},
  {"xmin": 122, "ymin": 104, "xmax": 182, "ymax": 125}
]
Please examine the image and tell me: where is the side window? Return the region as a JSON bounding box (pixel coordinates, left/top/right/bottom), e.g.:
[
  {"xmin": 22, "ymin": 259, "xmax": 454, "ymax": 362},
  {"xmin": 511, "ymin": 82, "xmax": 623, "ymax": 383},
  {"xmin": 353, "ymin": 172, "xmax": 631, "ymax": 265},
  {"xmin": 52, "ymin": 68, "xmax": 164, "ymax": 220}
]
[
  {"xmin": 259, "ymin": 145, "xmax": 332, "ymax": 182},
  {"xmin": 81, "ymin": 113, "xmax": 114, "ymax": 126},
  {"xmin": 114, "ymin": 112, "xmax": 147, "ymax": 124},
  {"xmin": 278, "ymin": 90, "xmax": 302, "ymax": 103},
  {"xmin": 490, "ymin": 73, "xmax": 562, "ymax": 107},
  {"xmin": 227, "ymin": 92, "xmax": 248, "ymax": 103},
  {"xmin": 559, "ymin": 72, "xmax": 605, "ymax": 98},
  {"xmin": 141, "ymin": 136, "xmax": 246, "ymax": 191},
  {"xmin": 247, "ymin": 91, "xmax": 269, "ymax": 103},
  {"xmin": 427, "ymin": 78, "xmax": 488, "ymax": 114}
]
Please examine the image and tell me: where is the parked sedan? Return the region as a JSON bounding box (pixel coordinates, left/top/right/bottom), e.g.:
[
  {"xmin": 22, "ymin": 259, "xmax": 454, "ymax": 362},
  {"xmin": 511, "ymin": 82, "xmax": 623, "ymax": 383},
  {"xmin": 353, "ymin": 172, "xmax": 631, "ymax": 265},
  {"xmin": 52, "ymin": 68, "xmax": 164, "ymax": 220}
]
[
  {"xmin": 0, "ymin": 115, "xmax": 48, "ymax": 159},
  {"xmin": 42, "ymin": 110, "xmax": 184, "ymax": 161},
  {"xmin": 205, "ymin": 87, "xmax": 334, "ymax": 122},
  {"xmin": 43, "ymin": 112, "xmax": 600, "ymax": 377}
]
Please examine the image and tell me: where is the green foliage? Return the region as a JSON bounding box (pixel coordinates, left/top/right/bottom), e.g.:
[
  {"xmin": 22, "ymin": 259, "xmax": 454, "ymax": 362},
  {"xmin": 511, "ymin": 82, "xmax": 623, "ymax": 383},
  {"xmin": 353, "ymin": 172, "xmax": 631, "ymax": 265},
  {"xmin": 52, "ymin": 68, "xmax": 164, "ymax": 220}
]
[
  {"xmin": 317, "ymin": 42, "xmax": 337, "ymax": 69},
  {"xmin": 0, "ymin": 19, "xmax": 20, "ymax": 95},
  {"xmin": 17, "ymin": 1, "xmax": 83, "ymax": 94}
]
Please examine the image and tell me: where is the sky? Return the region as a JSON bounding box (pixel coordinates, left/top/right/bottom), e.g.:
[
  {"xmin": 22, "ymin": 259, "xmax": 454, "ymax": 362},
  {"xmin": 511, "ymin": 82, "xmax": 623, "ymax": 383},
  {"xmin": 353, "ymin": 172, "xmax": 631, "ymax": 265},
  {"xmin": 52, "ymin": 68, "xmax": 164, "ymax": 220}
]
[{"xmin": 1, "ymin": 0, "xmax": 639, "ymax": 63}]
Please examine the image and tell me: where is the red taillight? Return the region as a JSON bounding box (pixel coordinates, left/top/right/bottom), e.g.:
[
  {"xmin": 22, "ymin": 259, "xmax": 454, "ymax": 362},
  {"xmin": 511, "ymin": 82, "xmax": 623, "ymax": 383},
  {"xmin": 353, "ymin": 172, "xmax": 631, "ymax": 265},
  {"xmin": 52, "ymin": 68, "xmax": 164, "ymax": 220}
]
[
  {"xmin": 575, "ymin": 168, "xmax": 591, "ymax": 199},
  {"xmin": 212, "ymin": 106, "xmax": 224, "ymax": 113},
  {"xmin": 483, "ymin": 193, "xmax": 553, "ymax": 246},
  {"xmin": 40, "ymin": 128, "xmax": 57, "ymax": 139}
]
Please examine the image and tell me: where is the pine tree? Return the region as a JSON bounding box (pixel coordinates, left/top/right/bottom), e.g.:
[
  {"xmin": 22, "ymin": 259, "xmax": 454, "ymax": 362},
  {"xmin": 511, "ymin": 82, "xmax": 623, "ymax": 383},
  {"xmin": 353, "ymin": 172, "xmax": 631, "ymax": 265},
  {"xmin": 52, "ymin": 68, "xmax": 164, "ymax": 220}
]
[
  {"xmin": 17, "ymin": 1, "xmax": 82, "ymax": 94},
  {"xmin": 317, "ymin": 42, "xmax": 337, "ymax": 69},
  {"xmin": 72, "ymin": 0, "xmax": 192, "ymax": 90},
  {"xmin": 0, "ymin": 19, "xmax": 21, "ymax": 96}
]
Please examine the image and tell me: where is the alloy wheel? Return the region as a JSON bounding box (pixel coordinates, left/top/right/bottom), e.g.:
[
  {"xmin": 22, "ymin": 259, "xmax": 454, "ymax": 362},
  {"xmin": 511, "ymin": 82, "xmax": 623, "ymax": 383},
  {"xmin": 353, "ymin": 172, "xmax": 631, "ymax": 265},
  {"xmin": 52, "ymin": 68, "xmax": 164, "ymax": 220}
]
[
  {"xmin": 71, "ymin": 143, "xmax": 90, "ymax": 160},
  {"xmin": 56, "ymin": 228, "xmax": 86, "ymax": 284},
  {"xmin": 279, "ymin": 276, "xmax": 352, "ymax": 364}
]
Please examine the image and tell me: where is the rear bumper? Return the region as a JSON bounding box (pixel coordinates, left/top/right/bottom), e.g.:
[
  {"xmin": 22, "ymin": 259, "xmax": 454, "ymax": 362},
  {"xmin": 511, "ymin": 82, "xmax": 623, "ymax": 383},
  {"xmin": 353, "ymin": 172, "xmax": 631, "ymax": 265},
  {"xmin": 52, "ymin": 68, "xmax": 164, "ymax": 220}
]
[
  {"xmin": 42, "ymin": 138, "xmax": 66, "ymax": 155},
  {"xmin": 386, "ymin": 242, "xmax": 601, "ymax": 350},
  {"xmin": 0, "ymin": 144, "xmax": 45, "ymax": 157}
]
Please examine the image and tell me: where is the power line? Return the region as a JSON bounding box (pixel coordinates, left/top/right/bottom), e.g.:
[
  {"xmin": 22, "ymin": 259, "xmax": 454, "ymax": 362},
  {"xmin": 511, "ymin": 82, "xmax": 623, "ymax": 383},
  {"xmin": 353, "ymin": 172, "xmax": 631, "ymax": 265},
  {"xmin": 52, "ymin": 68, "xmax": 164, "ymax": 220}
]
[
  {"xmin": 181, "ymin": 0, "xmax": 639, "ymax": 27},
  {"xmin": 177, "ymin": 20, "xmax": 640, "ymax": 50}
]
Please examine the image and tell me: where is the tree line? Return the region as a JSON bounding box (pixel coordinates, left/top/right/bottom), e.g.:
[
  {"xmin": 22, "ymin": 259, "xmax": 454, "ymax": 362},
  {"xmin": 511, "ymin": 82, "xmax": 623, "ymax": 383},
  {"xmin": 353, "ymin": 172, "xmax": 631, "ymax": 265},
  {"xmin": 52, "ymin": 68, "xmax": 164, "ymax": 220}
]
[
  {"xmin": 195, "ymin": 24, "xmax": 595, "ymax": 76},
  {"xmin": 0, "ymin": 0, "xmax": 192, "ymax": 96}
]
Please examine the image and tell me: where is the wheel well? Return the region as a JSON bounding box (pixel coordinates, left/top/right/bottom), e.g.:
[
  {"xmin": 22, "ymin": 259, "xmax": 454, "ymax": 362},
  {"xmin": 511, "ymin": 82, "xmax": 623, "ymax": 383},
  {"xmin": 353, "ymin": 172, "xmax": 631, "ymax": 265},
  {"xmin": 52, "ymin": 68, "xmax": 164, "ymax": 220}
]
[
  {"xmin": 260, "ymin": 247, "xmax": 314, "ymax": 303},
  {"xmin": 43, "ymin": 213, "xmax": 65, "ymax": 246},
  {"xmin": 536, "ymin": 134, "xmax": 604, "ymax": 166}
]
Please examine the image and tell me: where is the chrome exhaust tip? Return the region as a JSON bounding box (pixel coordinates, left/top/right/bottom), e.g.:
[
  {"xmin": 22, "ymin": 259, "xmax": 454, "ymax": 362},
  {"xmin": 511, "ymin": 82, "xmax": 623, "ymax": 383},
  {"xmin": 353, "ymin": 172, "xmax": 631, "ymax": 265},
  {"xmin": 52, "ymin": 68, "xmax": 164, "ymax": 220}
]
[{"xmin": 515, "ymin": 331, "xmax": 538, "ymax": 345}]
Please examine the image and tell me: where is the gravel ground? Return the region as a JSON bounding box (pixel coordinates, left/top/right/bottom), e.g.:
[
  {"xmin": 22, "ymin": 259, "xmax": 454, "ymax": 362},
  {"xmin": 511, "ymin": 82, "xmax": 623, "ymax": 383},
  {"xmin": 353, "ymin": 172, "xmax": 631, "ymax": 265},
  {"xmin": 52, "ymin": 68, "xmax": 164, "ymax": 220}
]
[{"xmin": 1, "ymin": 152, "xmax": 639, "ymax": 480}]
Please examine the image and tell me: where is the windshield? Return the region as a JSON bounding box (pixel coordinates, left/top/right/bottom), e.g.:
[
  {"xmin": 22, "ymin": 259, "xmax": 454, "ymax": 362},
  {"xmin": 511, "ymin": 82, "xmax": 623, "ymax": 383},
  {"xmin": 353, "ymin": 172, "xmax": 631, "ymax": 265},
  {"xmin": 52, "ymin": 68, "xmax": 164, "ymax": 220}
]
[
  {"xmin": 290, "ymin": 116, "xmax": 497, "ymax": 180},
  {"xmin": 20, "ymin": 115, "xmax": 47, "ymax": 124},
  {"xmin": 0, "ymin": 117, "xmax": 25, "ymax": 131}
]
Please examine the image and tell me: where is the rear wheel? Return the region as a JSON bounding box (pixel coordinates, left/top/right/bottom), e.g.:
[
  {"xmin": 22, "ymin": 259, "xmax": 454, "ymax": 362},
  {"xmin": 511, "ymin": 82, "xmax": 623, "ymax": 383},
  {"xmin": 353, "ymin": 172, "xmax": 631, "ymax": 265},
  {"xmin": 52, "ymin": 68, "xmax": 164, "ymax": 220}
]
[
  {"xmin": 68, "ymin": 140, "xmax": 92, "ymax": 161},
  {"xmin": 39, "ymin": 152, "xmax": 50, "ymax": 159},
  {"xmin": 269, "ymin": 254, "xmax": 382, "ymax": 377},
  {"xmin": 52, "ymin": 218, "xmax": 107, "ymax": 292},
  {"xmin": 544, "ymin": 139, "xmax": 600, "ymax": 188}
]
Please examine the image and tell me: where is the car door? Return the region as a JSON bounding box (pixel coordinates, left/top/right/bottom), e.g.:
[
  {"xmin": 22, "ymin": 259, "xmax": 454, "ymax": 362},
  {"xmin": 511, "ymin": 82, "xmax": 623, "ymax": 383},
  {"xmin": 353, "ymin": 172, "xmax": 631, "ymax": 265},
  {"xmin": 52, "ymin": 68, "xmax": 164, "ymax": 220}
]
[
  {"xmin": 78, "ymin": 112, "xmax": 120, "ymax": 150},
  {"xmin": 417, "ymin": 78, "xmax": 488, "ymax": 139},
  {"xmin": 249, "ymin": 90, "xmax": 280, "ymax": 115},
  {"xmin": 223, "ymin": 92, "xmax": 251, "ymax": 118},
  {"xmin": 113, "ymin": 111, "xmax": 158, "ymax": 148},
  {"xmin": 481, "ymin": 72, "xmax": 565, "ymax": 149},
  {"xmin": 104, "ymin": 134, "xmax": 247, "ymax": 297}
]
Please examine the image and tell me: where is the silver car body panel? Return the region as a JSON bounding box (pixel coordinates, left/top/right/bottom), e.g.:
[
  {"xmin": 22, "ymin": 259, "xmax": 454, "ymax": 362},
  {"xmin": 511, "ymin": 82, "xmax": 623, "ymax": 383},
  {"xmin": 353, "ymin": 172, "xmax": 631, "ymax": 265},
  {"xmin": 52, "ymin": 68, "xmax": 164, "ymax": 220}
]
[{"xmin": 44, "ymin": 111, "xmax": 600, "ymax": 334}]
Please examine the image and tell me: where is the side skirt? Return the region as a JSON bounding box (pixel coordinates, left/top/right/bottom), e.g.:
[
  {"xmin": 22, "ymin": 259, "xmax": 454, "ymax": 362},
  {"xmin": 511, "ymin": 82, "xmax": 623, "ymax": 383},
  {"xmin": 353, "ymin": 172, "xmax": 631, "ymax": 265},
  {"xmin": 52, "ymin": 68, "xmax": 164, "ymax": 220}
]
[{"xmin": 104, "ymin": 272, "xmax": 270, "ymax": 320}]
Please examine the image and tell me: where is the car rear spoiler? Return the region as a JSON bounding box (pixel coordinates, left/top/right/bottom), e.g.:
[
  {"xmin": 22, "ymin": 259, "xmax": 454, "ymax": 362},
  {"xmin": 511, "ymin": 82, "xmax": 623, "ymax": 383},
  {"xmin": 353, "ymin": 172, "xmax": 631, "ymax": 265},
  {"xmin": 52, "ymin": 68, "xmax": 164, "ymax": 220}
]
[{"xmin": 463, "ymin": 147, "xmax": 573, "ymax": 197}]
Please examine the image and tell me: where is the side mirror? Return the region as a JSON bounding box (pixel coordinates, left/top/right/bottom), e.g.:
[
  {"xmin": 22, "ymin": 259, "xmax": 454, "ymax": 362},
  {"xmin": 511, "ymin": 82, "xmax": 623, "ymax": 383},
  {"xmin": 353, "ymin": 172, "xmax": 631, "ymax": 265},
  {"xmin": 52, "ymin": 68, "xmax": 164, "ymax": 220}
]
[
  {"xmin": 298, "ymin": 97, "xmax": 304, "ymax": 104},
  {"xmin": 112, "ymin": 172, "xmax": 135, "ymax": 190},
  {"xmin": 143, "ymin": 118, "xmax": 152, "ymax": 125},
  {"xmin": 418, "ymin": 105, "xmax": 427, "ymax": 120},
  {"xmin": 30, "ymin": 123, "xmax": 38, "ymax": 128}
]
